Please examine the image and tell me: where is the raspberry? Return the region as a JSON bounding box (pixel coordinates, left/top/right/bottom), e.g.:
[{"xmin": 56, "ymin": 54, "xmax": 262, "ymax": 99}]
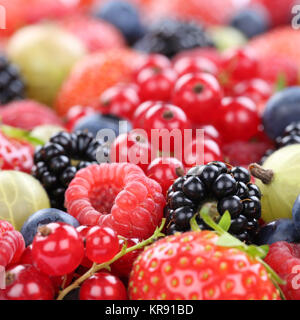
[
  {"xmin": 0, "ymin": 220, "xmax": 14, "ymax": 234},
  {"xmin": 65, "ymin": 163, "xmax": 165, "ymax": 239},
  {"xmin": 265, "ymin": 242, "xmax": 300, "ymax": 300},
  {"xmin": 0, "ymin": 230, "xmax": 25, "ymax": 267}
]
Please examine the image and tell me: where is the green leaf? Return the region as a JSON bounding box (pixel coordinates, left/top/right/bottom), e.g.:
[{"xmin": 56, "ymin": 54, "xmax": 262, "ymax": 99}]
[
  {"xmin": 216, "ymin": 233, "xmax": 245, "ymax": 248},
  {"xmin": 1, "ymin": 125, "xmax": 44, "ymax": 146},
  {"xmin": 275, "ymin": 73, "xmax": 286, "ymax": 92},
  {"xmin": 190, "ymin": 213, "xmax": 201, "ymax": 231},
  {"xmin": 246, "ymin": 245, "xmax": 269, "ymax": 259},
  {"xmin": 218, "ymin": 211, "xmax": 231, "ymax": 232}
]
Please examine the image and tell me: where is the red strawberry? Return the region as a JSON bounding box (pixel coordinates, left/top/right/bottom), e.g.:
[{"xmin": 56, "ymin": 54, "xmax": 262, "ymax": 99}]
[
  {"xmin": 55, "ymin": 49, "xmax": 144, "ymax": 116},
  {"xmin": 129, "ymin": 231, "xmax": 280, "ymax": 300},
  {"xmin": 0, "ymin": 100, "xmax": 63, "ymax": 131},
  {"xmin": 257, "ymin": 55, "xmax": 299, "ymax": 87},
  {"xmin": 60, "ymin": 14, "xmax": 125, "ymax": 53},
  {"xmin": 0, "ymin": 128, "xmax": 34, "ymax": 173},
  {"xmin": 265, "ymin": 242, "xmax": 300, "ymax": 300},
  {"xmin": 249, "ymin": 27, "xmax": 300, "ymax": 70}
]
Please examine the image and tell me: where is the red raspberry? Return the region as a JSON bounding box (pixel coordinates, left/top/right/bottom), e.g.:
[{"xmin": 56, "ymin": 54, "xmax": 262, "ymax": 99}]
[
  {"xmin": 265, "ymin": 242, "xmax": 300, "ymax": 300},
  {"xmin": 265, "ymin": 241, "xmax": 300, "ymax": 300},
  {"xmin": 0, "ymin": 221, "xmax": 14, "ymax": 234},
  {"xmin": 0, "ymin": 230, "xmax": 25, "ymax": 267},
  {"xmin": 65, "ymin": 163, "xmax": 165, "ymax": 239}
]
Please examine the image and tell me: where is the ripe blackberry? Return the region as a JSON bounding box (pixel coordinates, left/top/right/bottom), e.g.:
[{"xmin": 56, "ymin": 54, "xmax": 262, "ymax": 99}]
[
  {"xmin": 0, "ymin": 55, "xmax": 25, "ymax": 105},
  {"xmin": 165, "ymin": 162, "xmax": 261, "ymax": 244},
  {"xmin": 32, "ymin": 131, "xmax": 107, "ymax": 210},
  {"xmin": 261, "ymin": 122, "xmax": 300, "ymax": 163},
  {"xmin": 134, "ymin": 18, "xmax": 214, "ymax": 58}
]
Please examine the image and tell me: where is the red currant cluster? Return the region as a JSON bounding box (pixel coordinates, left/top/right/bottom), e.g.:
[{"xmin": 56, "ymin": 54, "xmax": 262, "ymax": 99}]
[
  {"xmin": 71, "ymin": 48, "xmax": 276, "ymax": 196},
  {"xmin": 1, "ymin": 221, "xmax": 146, "ymax": 300}
]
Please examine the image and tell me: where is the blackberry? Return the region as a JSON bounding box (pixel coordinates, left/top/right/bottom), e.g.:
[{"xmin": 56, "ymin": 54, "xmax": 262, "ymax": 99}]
[
  {"xmin": 32, "ymin": 131, "xmax": 107, "ymax": 210},
  {"xmin": 134, "ymin": 18, "xmax": 214, "ymax": 58},
  {"xmin": 165, "ymin": 161, "xmax": 261, "ymax": 244},
  {"xmin": 0, "ymin": 55, "xmax": 25, "ymax": 104},
  {"xmin": 261, "ymin": 122, "xmax": 300, "ymax": 163}
]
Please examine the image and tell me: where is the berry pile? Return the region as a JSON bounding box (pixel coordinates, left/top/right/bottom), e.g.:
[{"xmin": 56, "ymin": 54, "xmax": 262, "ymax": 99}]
[
  {"xmin": 32, "ymin": 131, "xmax": 104, "ymax": 209},
  {"xmin": 0, "ymin": 55, "xmax": 25, "ymax": 105},
  {"xmin": 165, "ymin": 162, "xmax": 261, "ymax": 243},
  {"xmin": 0, "ymin": 0, "xmax": 300, "ymax": 302}
]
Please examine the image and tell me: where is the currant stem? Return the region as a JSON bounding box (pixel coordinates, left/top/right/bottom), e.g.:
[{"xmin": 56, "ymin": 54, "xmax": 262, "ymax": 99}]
[
  {"xmin": 249, "ymin": 163, "xmax": 274, "ymax": 185},
  {"xmin": 56, "ymin": 219, "xmax": 166, "ymax": 300}
]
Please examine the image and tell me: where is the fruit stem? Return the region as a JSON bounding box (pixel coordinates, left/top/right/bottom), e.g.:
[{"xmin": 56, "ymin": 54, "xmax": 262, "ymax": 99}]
[
  {"xmin": 56, "ymin": 219, "xmax": 166, "ymax": 300},
  {"xmin": 249, "ymin": 163, "xmax": 274, "ymax": 185}
]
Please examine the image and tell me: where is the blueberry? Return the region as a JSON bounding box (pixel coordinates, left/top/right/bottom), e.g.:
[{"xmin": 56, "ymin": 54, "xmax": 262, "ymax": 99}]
[
  {"xmin": 263, "ymin": 87, "xmax": 300, "ymax": 140},
  {"xmin": 229, "ymin": 7, "xmax": 270, "ymax": 39},
  {"xmin": 73, "ymin": 113, "xmax": 132, "ymax": 138},
  {"xmin": 255, "ymin": 219, "xmax": 300, "ymax": 245},
  {"xmin": 94, "ymin": 0, "xmax": 146, "ymax": 45},
  {"xmin": 21, "ymin": 208, "xmax": 80, "ymax": 246},
  {"xmin": 292, "ymin": 195, "xmax": 300, "ymax": 234}
]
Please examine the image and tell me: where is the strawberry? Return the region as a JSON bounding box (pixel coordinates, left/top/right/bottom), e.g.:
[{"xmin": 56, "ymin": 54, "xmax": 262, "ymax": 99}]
[
  {"xmin": 249, "ymin": 26, "xmax": 300, "ymax": 69},
  {"xmin": 59, "ymin": 14, "xmax": 125, "ymax": 53},
  {"xmin": 55, "ymin": 49, "xmax": 144, "ymax": 116},
  {"xmin": 0, "ymin": 100, "xmax": 63, "ymax": 131},
  {"xmin": 0, "ymin": 126, "xmax": 35, "ymax": 173},
  {"xmin": 257, "ymin": 55, "xmax": 299, "ymax": 87},
  {"xmin": 129, "ymin": 230, "xmax": 280, "ymax": 300}
]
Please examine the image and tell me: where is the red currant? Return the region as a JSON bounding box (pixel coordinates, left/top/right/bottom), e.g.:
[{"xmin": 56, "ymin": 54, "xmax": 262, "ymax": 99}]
[
  {"xmin": 134, "ymin": 53, "xmax": 171, "ymax": 79},
  {"xmin": 98, "ymin": 84, "xmax": 141, "ymax": 120},
  {"xmin": 110, "ymin": 130, "xmax": 152, "ymax": 172},
  {"xmin": 132, "ymin": 100, "xmax": 156, "ymax": 129},
  {"xmin": 232, "ymin": 78, "xmax": 272, "ymax": 103},
  {"xmin": 32, "ymin": 222, "xmax": 84, "ymax": 276},
  {"xmin": 200, "ymin": 125, "xmax": 222, "ymax": 145},
  {"xmin": 79, "ymin": 272, "xmax": 127, "ymax": 300},
  {"xmin": 183, "ymin": 138, "xmax": 223, "ymax": 168},
  {"xmin": 173, "ymin": 56, "xmax": 218, "ymax": 78},
  {"xmin": 172, "ymin": 73, "xmax": 223, "ymax": 125},
  {"xmin": 173, "ymin": 48, "xmax": 222, "ymax": 68},
  {"xmin": 76, "ymin": 225, "xmax": 93, "ymax": 268},
  {"xmin": 19, "ymin": 245, "xmax": 33, "ymax": 265},
  {"xmin": 142, "ymin": 102, "xmax": 191, "ymax": 153},
  {"xmin": 216, "ymin": 97, "xmax": 261, "ymax": 143},
  {"xmin": 50, "ymin": 273, "xmax": 74, "ymax": 294},
  {"xmin": 85, "ymin": 226, "xmax": 119, "ymax": 264},
  {"xmin": 146, "ymin": 157, "xmax": 185, "ymax": 196},
  {"xmin": 220, "ymin": 48, "xmax": 258, "ymax": 84},
  {"xmin": 110, "ymin": 238, "xmax": 141, "ymax": 278},
  {"xmin": 65, "ymin": 105, "xmax": 95, "ymax": 131},
  {"xmin": 1, "ymin": 265, "xmax": 54, "ymax": 300},
  {"xmin": 136, "ymin": 67, "xmax": 177, "ymax": 102}
]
